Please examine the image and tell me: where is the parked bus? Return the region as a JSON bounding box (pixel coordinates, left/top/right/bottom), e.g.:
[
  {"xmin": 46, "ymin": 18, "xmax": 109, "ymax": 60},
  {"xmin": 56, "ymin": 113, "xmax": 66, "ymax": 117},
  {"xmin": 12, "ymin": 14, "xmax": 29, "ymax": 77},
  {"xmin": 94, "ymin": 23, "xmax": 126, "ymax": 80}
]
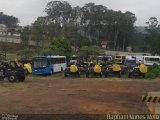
[
  {"xmin": 132, "ymin": 55, "xmax": 143, "ymax": 64},
  {"xmin": 124, "ymin": 56, "xmax": 136, "ymax": 67},
  {"xmin": 114, "ymin": 54, "xmax": 126, "ymax": 64},
  {"xmin": 32, "ymin": 56, "xmax": 67, "ymax": 75},
  {"xmin": 142, "ymin": 56, "xmax": 160, "ymax": 66},
  {"xmin": 96, "ymin": 56, "xmax": 113, "ymax": 63}
]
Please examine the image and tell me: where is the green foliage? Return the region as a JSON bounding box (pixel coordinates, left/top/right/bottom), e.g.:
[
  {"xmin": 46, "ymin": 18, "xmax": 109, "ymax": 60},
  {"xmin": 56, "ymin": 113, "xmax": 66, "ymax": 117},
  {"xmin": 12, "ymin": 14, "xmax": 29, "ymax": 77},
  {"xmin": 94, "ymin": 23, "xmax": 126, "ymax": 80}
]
[
  {"xmin": 20, "ymin": 26, "xmax": 30, "ymax": 46},
  {"xmin": 40, "ymin": 48, "xmax": 53, "ymax": 56},
  {"xmin": 17, "ymin": 48, "xmax": 34, "ymax": 60},
  {"xmin": 146, "ymin": 63, "xmax": 160, "ymax": 79},
  {"xmin": 145, "ymin": 17, "xmax": 160, "ymax": 54},
  {"xmin": 146, "ymin": 72, "xmax": 156, "ymax": 80},
  {"xmin": 43, "ymin": 1, "xmax": 136, "ymax": 51},
  {"xmin": 31, "ymin": 19, "xmax": 45, "ymax": 46},
  {"xmin": 45, "ymin": 1, "xmax": 72, "ymax": 24},
  {"xmin": 0, "ymin": 12, "xmax": 19, "ymax": 27},
  {"xmin": 78, "ymin": 45, "xmax": 104, "ymax": 57},
  {"xmin": 50, "ymin": 37, "xmax": 72, "ymax": 57}
]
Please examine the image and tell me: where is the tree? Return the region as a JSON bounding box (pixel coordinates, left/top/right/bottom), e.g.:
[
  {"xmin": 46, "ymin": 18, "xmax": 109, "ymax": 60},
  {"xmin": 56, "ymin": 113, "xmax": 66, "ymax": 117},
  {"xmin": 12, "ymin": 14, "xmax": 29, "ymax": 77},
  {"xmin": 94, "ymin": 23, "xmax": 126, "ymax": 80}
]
[
  {"xmin": 0, "ymin": 12, "xmax": 19, "ymax": 27},
  {"xmin": 78, "ymin": 45, "xmax": 104, "ymax": 58},
  {"xmin": 145, "ymin": 17, "xmax": 160, "ymax": 54},
  {"xmin": 45, "ymin": 1, "xmax": 72, "ymax": 25},
  {"xmin": 50, "ymin": 37, "xmax": 72, "ymax": 57},
  {"xmin": 31, "ymin": 17, "xmax": 46, "ymax": 47},
  {"xmin": 81, "ymin": 3, "xmax": 107, "ymax": 44},
  {"xmin": 17, "ymin": 48, "xmax": 35, "ymax": 60},
  {"xmin": 31, "ymin": 1, "xmax": 137, "ymax": 53},
  {"xmin": 20, "ymin": 26, "xmax": 30, "ymax": 46},
  {"xmin": 103, "ymin": 10, "xmax": 136, "ymax": 51},
  {"xmin": 40, "ymin": 48, "xmax": 54, "ymax": 56}
]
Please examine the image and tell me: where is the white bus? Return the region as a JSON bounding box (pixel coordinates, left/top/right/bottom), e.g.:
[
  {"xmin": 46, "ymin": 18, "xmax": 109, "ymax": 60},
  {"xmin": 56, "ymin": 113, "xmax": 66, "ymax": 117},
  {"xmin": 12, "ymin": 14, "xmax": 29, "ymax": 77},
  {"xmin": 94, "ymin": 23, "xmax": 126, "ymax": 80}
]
[
  {"xmin": 32, "ymin": 56, "xmax": 67, "ymax": 75},
  {"xmin": 142, "ymin": 56, "xmax": 160, "ymax": 66},
  {"xmin": 132, "ymin": 55, "xmax": 143, "ymax": 64}
]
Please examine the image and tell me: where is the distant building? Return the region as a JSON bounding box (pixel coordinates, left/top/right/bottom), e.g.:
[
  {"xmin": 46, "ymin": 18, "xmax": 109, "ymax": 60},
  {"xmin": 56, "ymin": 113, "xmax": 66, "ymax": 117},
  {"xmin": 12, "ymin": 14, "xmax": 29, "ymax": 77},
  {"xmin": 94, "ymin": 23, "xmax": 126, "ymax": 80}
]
[
  {"xmin": 101, "ymin": 41, "xmax": 108, "ymax": 49},
  {"xmin": 0, "ymin": 24, "xmax": 7, "ymax": 35},
  {"xmin": 12, "ymin": 26, "xmax": 22, "ymax": 37}
]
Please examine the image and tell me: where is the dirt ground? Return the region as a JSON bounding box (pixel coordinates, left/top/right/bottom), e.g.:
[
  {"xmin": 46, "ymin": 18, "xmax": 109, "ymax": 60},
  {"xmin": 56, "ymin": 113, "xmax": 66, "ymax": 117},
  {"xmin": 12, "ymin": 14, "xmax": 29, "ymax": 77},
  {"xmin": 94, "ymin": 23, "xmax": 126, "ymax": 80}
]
[{"xmin": 0, "ymin": 75, "xmax": 160, "ymax": 114}]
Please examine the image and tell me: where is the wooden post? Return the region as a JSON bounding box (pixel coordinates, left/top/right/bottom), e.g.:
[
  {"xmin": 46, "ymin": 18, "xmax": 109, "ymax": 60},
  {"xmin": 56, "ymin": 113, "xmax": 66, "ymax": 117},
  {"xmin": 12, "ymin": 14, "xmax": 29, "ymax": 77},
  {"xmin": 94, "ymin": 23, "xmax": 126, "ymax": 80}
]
[{"xmin": 152, "ymin": 103, "xmax": 156, "ymax": 120}]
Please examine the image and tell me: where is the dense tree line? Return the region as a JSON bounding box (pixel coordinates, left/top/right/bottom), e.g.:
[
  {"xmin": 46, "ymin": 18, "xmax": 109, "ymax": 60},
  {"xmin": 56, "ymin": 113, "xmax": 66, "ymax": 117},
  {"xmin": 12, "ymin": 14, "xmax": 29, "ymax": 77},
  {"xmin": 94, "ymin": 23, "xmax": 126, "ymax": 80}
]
[
  {"xmin": 25, "ymin": 0, "xmax": 136, "ymax": 55},
  {"xmin": 0, "ymin": 12, "xmax": 19, "ymax": 27},
  {"xmin": 44, "ymin": 1, "xmax": 136, "ymax": 51},
  {"xmin": 145, "ymin": 17, "xmax": 160, "ymax": 54}
]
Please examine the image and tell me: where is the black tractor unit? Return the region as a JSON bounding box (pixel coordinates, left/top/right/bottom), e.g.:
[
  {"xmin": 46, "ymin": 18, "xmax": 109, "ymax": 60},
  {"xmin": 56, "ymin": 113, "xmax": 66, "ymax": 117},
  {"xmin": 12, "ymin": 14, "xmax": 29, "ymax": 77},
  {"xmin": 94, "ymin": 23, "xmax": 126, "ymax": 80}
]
[
  {"xmin": 85, "ymin": 64, "xmax": 103, "ymax": 78},
  {"xmin": 104, "ymin": 64, "xmax": 122, "ymax": 78},
  {"xmin": 0, "ymin": 61, "xmax": 26, "ymax": 83},
  {"xmin": 128, "ymin": 64, "xmax": 148, "ymax": 78},
  {"xmin": 64, "ymin": 63, "xmax": 81, "ymax": 77}
]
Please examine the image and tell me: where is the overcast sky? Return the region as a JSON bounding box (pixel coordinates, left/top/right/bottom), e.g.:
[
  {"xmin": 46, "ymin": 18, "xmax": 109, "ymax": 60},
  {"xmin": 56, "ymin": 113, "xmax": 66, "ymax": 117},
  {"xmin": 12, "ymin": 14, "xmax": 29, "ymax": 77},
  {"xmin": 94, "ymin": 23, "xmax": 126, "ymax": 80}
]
[{"xmin": 0, "ymin": 0, "xmax": 160, "ymax": 26}]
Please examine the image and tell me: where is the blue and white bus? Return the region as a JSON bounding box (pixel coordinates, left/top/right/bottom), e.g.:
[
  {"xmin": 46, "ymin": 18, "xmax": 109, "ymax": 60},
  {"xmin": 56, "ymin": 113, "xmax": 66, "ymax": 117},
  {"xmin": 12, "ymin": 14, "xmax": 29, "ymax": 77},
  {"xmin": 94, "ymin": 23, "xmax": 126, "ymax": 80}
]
[{"xmin": 32, "ymin": 56, "xmax": 67, "ymax": 75}]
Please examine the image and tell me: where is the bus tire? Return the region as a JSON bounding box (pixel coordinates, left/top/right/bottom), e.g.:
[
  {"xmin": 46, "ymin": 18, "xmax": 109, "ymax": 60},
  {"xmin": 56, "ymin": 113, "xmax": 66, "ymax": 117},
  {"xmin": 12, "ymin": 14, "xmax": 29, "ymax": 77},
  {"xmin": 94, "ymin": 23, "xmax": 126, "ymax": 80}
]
[
  {"xmin": 61, "ymin": 67, "xmax": 63, "ymax": 72},
  {"xmin": 50, "ymin": 69, "xmax": 53, "ymax": 75}
]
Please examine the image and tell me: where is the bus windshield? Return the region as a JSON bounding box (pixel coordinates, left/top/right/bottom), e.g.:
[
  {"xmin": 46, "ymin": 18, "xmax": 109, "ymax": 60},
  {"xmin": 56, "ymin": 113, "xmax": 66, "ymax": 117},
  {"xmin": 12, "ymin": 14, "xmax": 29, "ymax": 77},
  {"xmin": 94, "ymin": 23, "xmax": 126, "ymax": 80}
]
[
  {"xmin": 33, "ymin": 59, "xmax": 49, "ymax": 68},
  {"xmin": 125, "ymin": 60, "xmax": 136, "ymax": 66},
  {"xmin": 115, "ymin": 56, "xmax": 121, "ymax": 59},
  {"xmin": 71, "ymin": 57, "xmax": 77, "ymax": 60}
]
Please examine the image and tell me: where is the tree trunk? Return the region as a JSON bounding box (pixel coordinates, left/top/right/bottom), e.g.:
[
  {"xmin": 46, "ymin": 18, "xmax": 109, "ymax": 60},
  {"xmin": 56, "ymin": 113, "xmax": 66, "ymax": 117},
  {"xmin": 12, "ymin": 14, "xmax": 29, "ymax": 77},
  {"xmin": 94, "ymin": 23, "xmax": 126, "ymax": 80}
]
[
  {"xmin": 122, "ymin": 38, "xmax": 126, "ymax": 51},
  {"xmin": 113, "ymin": 30, "xmax": 119, "ymax": 51}
]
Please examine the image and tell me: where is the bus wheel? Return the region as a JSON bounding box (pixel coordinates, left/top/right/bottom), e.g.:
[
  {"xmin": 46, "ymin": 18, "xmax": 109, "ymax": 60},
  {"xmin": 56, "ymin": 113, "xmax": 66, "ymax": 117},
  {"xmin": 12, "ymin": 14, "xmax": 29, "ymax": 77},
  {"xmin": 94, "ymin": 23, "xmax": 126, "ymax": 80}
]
[
  {"xmin": 50, "ymin": 69, "xmax": 53, "ymax": 75},
  {"xmin": 61, "ymin": 67, "xmax": 63, "ymax": 72}
]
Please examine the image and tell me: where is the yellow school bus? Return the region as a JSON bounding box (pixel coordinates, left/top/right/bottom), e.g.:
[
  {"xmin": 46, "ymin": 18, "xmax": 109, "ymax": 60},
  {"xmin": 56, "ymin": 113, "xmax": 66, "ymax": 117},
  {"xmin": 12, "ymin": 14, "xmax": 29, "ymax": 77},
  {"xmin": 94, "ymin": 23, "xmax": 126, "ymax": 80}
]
[{"xmin": 114, "ymin": 54, "xmax": 126, "ymax": 64}]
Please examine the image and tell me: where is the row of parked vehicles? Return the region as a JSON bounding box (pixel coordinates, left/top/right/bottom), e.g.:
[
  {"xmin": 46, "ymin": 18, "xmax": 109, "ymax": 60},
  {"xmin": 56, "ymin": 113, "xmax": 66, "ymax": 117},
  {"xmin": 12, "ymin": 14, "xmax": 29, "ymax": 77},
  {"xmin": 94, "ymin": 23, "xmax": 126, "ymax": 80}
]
[
  {"xmin": 0, "ymin": 54, "xmax": 159, "ymax": 82},
  {"xmin": 64, "ymin": 55, "xmax": 158, "ymax": 78}
]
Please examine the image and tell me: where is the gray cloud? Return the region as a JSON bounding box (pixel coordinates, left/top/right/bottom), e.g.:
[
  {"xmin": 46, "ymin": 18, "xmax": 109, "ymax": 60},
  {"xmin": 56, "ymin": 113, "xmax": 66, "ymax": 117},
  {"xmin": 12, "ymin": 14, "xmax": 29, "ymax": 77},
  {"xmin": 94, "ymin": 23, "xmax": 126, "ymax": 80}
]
[{"xmin": 0, "ymin": 0, "xmax": 160, "ymax": 26}]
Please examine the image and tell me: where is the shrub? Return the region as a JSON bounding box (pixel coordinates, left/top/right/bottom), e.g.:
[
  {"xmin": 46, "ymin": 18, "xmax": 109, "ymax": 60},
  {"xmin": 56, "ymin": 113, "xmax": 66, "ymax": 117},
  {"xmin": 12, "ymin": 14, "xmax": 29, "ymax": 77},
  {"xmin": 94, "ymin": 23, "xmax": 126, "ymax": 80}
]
[
  {"xmin": 146, "ymin": 72, "xmax": 156, "ymax": 80},
  {"xmin": 146, "ymin": 63, "xmax": 160, "ymax": 79}
]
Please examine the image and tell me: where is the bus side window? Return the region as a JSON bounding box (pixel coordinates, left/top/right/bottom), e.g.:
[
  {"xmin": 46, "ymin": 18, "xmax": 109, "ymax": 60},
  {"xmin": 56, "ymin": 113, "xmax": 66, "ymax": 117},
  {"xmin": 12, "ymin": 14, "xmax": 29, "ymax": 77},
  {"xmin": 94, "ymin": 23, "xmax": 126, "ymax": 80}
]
[
  {"xmin": 55, "ymin": 58, "xmax": 57, "ymax": 64},
  {"xmin": 122, "ymin": 56, "xmax": 126, "ymax": 59},
  {"xmin": 150, "ymin": 58, "xmax": 154, "ymax": 61},
  {"xmin": 155, "ymin": 58, "xmax": 159, "ymax": 62},
  {"xmin": 145, "ymin": 58, "xmax": 149, "ymax": 61},
  {"xmin": 51, "ymin": 58, "xmax": 54, "ymax": 64}
]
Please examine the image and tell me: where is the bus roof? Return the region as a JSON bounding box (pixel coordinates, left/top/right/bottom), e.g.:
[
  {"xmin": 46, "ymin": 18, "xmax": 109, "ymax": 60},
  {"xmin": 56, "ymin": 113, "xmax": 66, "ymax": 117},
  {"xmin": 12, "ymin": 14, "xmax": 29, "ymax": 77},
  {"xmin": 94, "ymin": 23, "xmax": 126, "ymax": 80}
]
[
  {"xmin": 143, "ymin": 56, "xmax": 160, "ymax": 58},
  {"xmin": 115, "ymin": 54, "xmax": 125, "ymax": 56},
  {"xmin": 33, "ymin": 56, "xmax": 66, "ymax": 58}
]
